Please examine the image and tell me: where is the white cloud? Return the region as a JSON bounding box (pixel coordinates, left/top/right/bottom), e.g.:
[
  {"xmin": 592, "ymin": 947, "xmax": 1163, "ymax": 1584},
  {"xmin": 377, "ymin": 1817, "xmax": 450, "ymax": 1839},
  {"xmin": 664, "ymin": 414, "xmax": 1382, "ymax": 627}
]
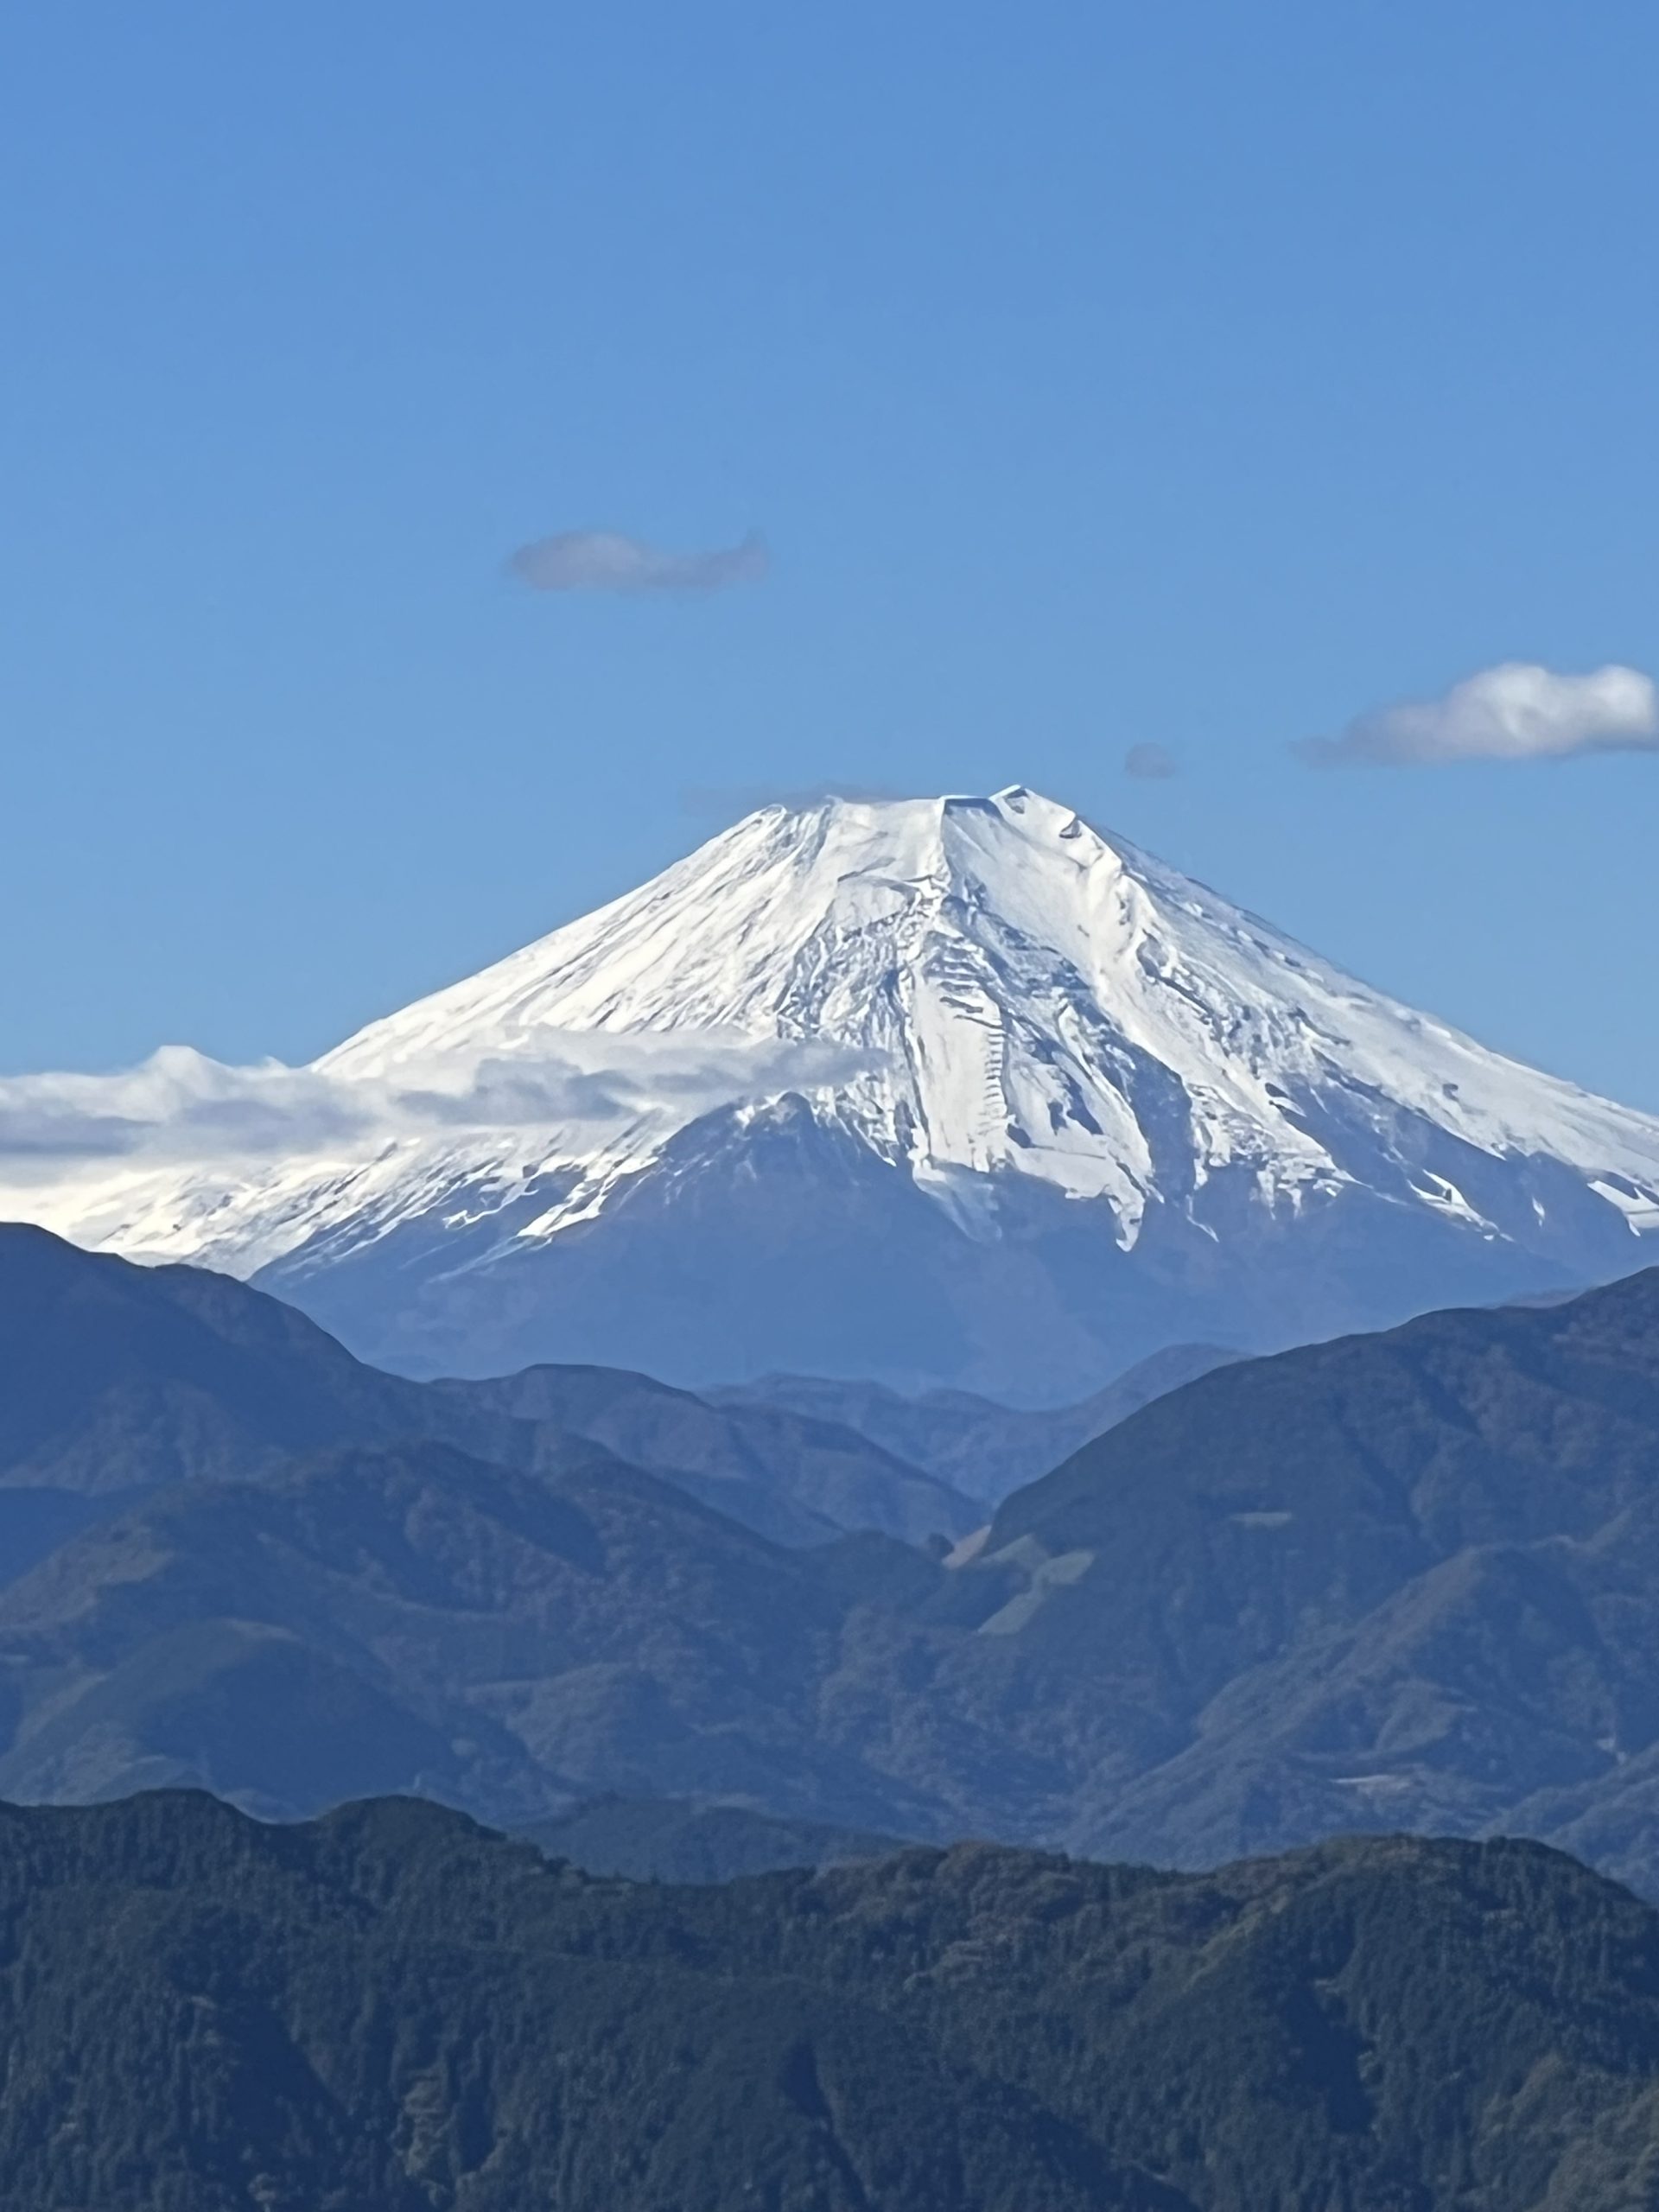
[
  {"xmin": 0, "ymin": 1050, "xmax": 367, "ymax": 1166},
  {"xmin": 509, "ymin": 528, "xmax": 768, "ymax": 594},
  {"xmin": 0, "ymin": 1032, "xmax": 877, "ymax": 1173},
  {"xmin": 1294, "ymin": 662, "xmax": 1659, "ymax": 767}
]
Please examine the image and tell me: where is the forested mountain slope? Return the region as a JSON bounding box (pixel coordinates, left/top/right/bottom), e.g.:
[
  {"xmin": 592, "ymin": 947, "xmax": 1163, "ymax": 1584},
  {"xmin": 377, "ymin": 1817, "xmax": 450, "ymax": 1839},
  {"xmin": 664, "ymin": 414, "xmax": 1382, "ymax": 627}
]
[
  {"xmin": 0, "ymin": 1222, "xmax": 973, "ymax": 1554},
  {"xmin": 13, "ymin": 1225, "xmax": 1659, "ymax": 1898},
  {"xmin": 4, "ymin": 1790, "xmax": 1659, "ymax": 2211}
]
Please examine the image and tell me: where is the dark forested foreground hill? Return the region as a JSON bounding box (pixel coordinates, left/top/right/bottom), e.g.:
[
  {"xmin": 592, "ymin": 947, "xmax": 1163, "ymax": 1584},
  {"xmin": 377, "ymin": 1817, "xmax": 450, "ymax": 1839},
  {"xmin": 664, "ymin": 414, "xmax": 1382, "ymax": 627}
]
[
  {"xmin": 6, "ymin": 1791, "xmax": 1659, "ymax": 2212},
  {"xmin": 518, "ymin": 1796, "xmax": 906, "ymax": 1881}
]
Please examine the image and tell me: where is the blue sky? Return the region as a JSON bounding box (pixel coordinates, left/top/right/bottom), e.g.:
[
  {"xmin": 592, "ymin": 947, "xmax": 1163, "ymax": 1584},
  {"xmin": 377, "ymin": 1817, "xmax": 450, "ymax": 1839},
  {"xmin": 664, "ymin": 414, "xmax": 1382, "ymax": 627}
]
[{"xmin": 4, "ymin": 2, "xmax": 1658, "ymax": 1103}]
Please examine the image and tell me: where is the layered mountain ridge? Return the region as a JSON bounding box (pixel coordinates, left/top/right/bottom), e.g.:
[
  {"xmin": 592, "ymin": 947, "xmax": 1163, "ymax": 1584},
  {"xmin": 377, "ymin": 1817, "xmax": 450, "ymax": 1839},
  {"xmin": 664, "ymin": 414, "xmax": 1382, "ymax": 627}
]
[
  {"xmin": 12, "ymin": 1224, "xmax": 1659, "ymax": 1897},
  {"xmin": 16, "ymin": 786, "xmax": 1659, "ymax": 1392}
]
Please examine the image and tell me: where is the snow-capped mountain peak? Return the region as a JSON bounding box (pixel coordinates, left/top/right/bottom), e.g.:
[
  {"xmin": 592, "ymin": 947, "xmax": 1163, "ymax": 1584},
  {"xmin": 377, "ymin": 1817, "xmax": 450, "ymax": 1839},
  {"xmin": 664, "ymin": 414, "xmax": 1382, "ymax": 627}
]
[
  {"xmin": 317, "ymin": 780, "xmax": 1659, "ymax": 1227},
  {"xmin": 8, "ymin": 786, "xmax": 1659, "ymax": 1393}
]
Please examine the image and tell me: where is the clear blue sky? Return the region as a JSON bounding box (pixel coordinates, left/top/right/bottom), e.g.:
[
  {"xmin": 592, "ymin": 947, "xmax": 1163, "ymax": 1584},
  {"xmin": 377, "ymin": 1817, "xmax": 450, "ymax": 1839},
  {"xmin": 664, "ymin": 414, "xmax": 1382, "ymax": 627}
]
[{"xmin": 4, "ymin": 3, "xmax": 1658, "ymax": 1103}]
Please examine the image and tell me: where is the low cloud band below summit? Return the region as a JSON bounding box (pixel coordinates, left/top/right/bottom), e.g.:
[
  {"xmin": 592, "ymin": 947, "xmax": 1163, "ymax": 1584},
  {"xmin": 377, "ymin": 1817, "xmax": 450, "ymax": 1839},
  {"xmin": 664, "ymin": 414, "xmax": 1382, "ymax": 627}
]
[{"xmin": 0, "ymin": 1033, "xmax": 878, "ymax": 1173}]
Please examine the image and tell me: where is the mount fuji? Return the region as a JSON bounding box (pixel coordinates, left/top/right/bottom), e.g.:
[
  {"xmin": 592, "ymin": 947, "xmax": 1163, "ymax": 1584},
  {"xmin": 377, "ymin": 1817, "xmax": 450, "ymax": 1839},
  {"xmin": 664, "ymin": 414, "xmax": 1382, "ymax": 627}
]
[{"xmin": 14, "ymin": 785, "xmax": 1659, "ymax": 1398}]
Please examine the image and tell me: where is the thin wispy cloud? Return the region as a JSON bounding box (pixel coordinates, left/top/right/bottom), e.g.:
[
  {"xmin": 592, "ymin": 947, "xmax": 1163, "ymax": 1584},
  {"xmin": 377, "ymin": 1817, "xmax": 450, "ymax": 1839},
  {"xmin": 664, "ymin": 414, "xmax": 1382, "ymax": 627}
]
[
  {"xmin": 0, "ymin": 1033, "xmax": 879, "ymax": 1175},
  {"xmin": 1123, "ymin": 743, "xmax": 1179, "ymax": 780},
  {"xmin": 509, "ymin": 528, "xmax": 768, "ymax": 595},
  {"xmin": 1294, "ymin": 663, "xmax": 1659, "ymax": 768}
]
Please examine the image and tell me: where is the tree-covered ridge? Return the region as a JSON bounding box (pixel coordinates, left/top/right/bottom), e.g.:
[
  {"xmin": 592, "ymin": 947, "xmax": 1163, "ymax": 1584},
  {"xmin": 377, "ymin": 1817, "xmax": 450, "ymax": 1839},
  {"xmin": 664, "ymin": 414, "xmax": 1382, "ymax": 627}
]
[
  {"xmin": 5, "ymin": 1790, "xmax": 1659, "ymax": 2210},
  {"xmin": 518, "ymin": 1795, "xmax": 905, "ymax": 1881},
  {"xmin": 962, "ymin": 1261, "xmax": 1659, "ymax": 1875},
  {"xmin": 13, "ymin": 1221, "xmax": 1659, "ymax": 1895},
  {"xmin": 0, "ymin": 1220, "xmax": 976, "ymax": 1552}
]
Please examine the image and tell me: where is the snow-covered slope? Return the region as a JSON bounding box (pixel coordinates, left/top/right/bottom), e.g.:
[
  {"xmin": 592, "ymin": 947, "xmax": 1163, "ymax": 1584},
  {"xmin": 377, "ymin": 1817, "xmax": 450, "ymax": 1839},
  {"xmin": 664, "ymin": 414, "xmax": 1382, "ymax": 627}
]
[{"xmin": 12, "ymin": 788, "xmax": 1659, "ymax": 1395}]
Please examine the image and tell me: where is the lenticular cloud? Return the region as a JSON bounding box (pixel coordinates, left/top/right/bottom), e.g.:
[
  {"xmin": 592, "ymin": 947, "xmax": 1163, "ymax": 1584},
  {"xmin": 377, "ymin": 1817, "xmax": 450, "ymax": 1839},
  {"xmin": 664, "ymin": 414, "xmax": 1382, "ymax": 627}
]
[{"xmin": 1295, "ymin": 662, "xmax": 1659, "ymax": 766}]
